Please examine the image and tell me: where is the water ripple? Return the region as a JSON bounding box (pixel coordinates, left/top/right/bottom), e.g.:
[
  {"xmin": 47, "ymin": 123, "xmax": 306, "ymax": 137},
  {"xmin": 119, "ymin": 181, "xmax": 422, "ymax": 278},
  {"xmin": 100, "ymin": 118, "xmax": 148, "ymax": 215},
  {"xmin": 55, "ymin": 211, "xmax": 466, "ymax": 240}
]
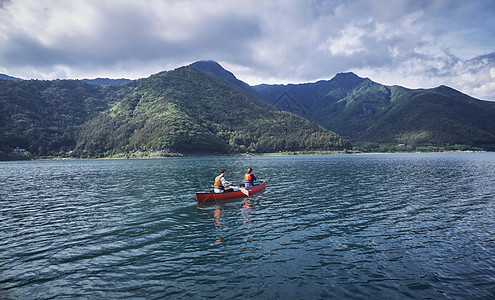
[{"xmin": 1, "ymin": 154, "xmax": 495, "ymax": 299}]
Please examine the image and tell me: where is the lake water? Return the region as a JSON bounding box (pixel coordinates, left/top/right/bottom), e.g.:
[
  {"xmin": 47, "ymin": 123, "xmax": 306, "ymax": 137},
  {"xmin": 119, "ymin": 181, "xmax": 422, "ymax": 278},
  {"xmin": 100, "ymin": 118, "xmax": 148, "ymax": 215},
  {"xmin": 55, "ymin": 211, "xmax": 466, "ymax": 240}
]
[{"xmin": 1, "ymin": 153, "xmax": 494, "ymax": 299}]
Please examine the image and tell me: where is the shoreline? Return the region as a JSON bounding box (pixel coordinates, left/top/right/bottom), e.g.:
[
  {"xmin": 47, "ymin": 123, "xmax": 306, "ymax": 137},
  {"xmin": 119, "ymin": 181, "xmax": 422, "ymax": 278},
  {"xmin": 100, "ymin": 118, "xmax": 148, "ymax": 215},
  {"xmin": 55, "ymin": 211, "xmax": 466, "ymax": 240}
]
[{"xmin": 1, "ymin": 150, "xmax": 487, "ymax": 162}]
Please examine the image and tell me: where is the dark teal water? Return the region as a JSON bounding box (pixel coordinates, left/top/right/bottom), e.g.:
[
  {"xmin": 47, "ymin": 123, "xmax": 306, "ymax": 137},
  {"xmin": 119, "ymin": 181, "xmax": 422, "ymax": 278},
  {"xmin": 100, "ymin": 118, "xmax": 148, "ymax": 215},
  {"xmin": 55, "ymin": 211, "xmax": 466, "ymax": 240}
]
[{"xmin": 1, "ymin": 153, "xmax": 494, "ymax": 299}]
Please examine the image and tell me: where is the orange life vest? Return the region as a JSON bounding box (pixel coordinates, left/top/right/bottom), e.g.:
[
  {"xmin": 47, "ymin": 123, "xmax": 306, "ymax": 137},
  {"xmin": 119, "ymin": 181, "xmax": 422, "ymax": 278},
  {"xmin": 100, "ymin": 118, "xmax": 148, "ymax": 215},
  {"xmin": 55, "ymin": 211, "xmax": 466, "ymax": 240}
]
[
  {"xmin": 214, "ymin": 175, "xmax": 224, "ymax": 189},
  {"xmin": 244, "ymin": 173, "xmax": 253, "ymax": 183}
]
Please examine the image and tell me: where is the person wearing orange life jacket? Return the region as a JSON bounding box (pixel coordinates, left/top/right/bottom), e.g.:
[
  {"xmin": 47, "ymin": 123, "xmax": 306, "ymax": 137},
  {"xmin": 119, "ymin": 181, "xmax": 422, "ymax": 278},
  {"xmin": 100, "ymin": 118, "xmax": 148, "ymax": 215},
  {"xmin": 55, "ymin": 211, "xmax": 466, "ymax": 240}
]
[
  {"xmin": 214, "ymin": 169, "xmax": 234, "ymax": 193},
  {"xmin": 244, "ymin": 167, "xmax": 257, "ymax": 189}
]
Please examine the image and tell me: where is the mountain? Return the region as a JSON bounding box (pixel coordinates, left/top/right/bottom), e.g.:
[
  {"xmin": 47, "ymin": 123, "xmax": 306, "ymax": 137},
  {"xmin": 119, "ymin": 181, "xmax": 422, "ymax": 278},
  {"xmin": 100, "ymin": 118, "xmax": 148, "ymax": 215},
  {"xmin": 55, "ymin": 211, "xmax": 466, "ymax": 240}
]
[
  {"xmin": 0, "ymin": 65, "xmax": 350, "ymax": 158},
  {"xmin": 82, "ymin": 78, "xmax": 131, "ymax": 85},
  {"xmin": 0, "ymin": 74, "xmax": 22, "ymax": 80},
  {"xmin": 0, "ymin": 73, "xmax": 131, "ymax": 85},
  {"xmin": 189, "ymin": 60, "xmax": 259, "ymax": 99},
  {"xmin": 0, "ymin": 79, "xmax": 135, "ymax": 156},
  {"xmin": 3, "ymin": 60, "xmax": 494, "ymax": 158},
  {"xmin": 76, "ymin": 66, "xmax": 350, "ymax": 157},
  {"xmin": 190, "ymin": 61, "xmax": 245, "ymax": 88},
  {"xmin": 253, "ymin": 73, "xmax": 495, "ymax": 150}
]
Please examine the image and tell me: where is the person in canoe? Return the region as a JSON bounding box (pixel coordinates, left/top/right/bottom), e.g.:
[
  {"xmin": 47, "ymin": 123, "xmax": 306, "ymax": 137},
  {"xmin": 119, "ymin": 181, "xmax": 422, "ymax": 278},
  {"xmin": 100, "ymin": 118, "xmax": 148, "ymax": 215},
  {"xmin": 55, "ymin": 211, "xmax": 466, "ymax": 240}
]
[
  {"xmin": 214, "ymin": 169, "xmax": 234, "ymax": 193},
  {"xmin": 244, "ymin": 167, "xmax": 257, "ymax": 189}
]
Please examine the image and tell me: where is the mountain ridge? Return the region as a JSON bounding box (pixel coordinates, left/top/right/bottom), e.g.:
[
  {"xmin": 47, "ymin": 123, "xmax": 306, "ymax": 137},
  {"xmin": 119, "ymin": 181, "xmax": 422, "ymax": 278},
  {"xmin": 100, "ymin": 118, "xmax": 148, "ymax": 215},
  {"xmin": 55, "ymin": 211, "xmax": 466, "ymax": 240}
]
[
  {"xmin": 0, "ymin": 73, "xmax": 22, "ymax": 80},
  {"xmin": 0, "ymin": 73, "xmax": 132, "ymax": 85},
  {"xmin": 252, "ymin": 71, "xmax": 495, "ymax": 150},
  {"xmin": 0, "ymin": 64, "xmax": 350, "ymax": 158},
  {"xmin": 2, "ymin": 60, "xmax": 495, "ymax": 159},
  {"xmin": 76, "ymin": 65, "xmax": 351, "ymax": 156}
]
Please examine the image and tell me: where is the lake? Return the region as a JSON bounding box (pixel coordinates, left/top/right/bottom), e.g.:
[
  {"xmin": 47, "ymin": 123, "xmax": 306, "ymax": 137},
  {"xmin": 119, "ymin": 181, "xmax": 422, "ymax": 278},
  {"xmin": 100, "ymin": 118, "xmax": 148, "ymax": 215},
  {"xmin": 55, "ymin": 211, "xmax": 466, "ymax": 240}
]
[{"xmin": 1, "ymin": 153, "xmax": 494, "ymax": 299}]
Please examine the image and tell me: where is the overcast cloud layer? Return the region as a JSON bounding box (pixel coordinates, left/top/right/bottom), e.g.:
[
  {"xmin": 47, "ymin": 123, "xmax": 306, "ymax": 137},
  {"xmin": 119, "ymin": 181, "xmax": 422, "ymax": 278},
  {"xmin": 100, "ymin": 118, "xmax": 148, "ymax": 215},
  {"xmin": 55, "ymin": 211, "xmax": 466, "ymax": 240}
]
[{"xmin": 1, "ymin": 0, "xmax": 494, "ymax": 100}]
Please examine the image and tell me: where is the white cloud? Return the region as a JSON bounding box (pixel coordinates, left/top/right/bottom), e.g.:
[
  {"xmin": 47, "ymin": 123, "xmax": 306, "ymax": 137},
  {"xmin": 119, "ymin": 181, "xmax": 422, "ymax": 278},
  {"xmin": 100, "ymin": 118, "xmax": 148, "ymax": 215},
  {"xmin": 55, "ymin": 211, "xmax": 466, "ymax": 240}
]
[
  {"xmin": 324, "ymin": 23, "xmax": 368, "ymax": 56},
  {"xmin": 0, "ymin": 0, "xmax": 494, "ymax": 100}
]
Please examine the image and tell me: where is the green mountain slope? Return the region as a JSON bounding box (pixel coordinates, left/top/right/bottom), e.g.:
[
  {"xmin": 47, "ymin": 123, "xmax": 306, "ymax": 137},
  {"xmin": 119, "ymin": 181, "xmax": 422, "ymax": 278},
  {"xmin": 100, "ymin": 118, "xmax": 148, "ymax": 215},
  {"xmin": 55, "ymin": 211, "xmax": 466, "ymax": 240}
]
[
  {"xmin": 0, "ymin": 79, "xmax": 133, "ymax": 155},
  {"xmin": 363, "ymin": 86, "xmax": 495, "ymax": 148},
  {"xmin": 76, "ymin": 66, "xmax": 350, "ymax": 156},
  {"xmin": 0, "ymin": 65, "xmax": 350, "ymax": 158},
  {"xmin": 253, "ymin": 74, "xmax": 495, "ymax": 150},
  {"xmin": 0, "ymin": 74, "xmax": 22, "ymax": 80},
  {"xmin": 190, "ymin": 60, "xmax": 252, "ymax": 93}
]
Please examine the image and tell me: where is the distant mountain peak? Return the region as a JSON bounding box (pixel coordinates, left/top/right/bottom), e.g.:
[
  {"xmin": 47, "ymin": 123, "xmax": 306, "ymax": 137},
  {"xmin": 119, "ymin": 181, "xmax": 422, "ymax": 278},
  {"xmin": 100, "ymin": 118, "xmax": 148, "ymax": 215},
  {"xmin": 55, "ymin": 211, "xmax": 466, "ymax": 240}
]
[
  {"xmin": 190, "ymin": 60, "xmax": 223, "ymax": 68},
  {"xmin": 326, "ymin": 72, "xmax": 368, "ymax": 89},
  {"xmin": 190, "ymin": 60, "xmax": 252, "ymax": 92},
  {"xmin": 331, "ymin": 72, "xmax": 364, "ymax": 82},
  {"xmin": 0, "ymin": 73, "xmax": 22, "ymax": 80},
  {"xmin": 190, "ymin": 60, "xmax": 237, "ymax": 80},
  {"xmin": 335, "ymin": 71, "xmax": 359, "ymax": 77}
]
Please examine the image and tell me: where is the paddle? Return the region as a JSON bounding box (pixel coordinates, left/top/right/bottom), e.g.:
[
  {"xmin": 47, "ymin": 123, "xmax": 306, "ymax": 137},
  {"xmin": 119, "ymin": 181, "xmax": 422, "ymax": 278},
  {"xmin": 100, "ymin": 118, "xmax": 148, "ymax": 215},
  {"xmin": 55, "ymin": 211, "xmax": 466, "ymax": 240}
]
[{"xmin": 239, "ymin": 187, "xmax": 249, "ymax": 196}]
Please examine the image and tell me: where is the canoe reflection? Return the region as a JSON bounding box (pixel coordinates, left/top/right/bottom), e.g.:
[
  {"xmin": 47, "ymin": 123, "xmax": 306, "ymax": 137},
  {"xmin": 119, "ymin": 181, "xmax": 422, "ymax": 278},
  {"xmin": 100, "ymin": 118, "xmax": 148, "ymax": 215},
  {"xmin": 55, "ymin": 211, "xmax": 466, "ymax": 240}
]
[
  {"xmin": 207, "ymin": 197, "xmax": 255, "ymax": 248},
  {"xmin": 213, "ymin": 206, "xmax": 223, "ymax": 247}
]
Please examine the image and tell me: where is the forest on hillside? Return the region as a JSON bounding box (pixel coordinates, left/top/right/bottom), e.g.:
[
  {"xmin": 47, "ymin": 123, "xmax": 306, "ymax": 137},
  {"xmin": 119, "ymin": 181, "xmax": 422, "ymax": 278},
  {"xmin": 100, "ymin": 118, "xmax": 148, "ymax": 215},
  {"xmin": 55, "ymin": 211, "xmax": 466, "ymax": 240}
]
[
  {"xmin": 0, "ymin": 67, "xmax": 350, "ymax": 160},
  {"xmin": 3, "ymin": 61, "xmax": 495, "ymax": 161}
]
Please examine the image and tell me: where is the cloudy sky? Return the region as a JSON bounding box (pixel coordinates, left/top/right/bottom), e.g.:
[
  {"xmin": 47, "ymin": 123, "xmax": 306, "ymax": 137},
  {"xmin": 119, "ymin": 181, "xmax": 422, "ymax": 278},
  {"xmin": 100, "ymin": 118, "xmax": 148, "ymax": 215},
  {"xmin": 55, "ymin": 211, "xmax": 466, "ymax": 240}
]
[{"xmin": 1, "ymin": 0, "xmax": 494, "ymax": 100}]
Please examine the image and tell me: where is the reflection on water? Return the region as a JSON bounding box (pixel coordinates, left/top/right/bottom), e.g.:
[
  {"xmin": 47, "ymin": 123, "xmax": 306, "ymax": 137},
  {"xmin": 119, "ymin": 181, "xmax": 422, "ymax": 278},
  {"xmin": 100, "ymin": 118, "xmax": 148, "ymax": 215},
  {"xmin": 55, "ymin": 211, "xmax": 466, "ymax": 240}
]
[
  {"xmin": 1, "ymin": 153, "xmax": 495, "ymax": 299},
  {"xmin": 210, "ymin": 197, "xmax": 255, "ymax": 249},
  {"xmin": 214, "ymin": 206, "xmax": 223, "ymax": 247},
  {"xmin": 241, "ymin": 198, "xmax": 253, "ymax": 224}
]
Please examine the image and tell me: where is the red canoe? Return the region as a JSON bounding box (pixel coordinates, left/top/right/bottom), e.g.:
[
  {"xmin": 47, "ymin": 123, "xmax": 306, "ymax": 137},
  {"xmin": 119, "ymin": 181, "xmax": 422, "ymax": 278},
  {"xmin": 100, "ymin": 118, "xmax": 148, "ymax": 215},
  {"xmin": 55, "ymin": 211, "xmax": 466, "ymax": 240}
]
[{"xmin": 195, "ymin": 181, "xmax": 267, "ymax": 203}]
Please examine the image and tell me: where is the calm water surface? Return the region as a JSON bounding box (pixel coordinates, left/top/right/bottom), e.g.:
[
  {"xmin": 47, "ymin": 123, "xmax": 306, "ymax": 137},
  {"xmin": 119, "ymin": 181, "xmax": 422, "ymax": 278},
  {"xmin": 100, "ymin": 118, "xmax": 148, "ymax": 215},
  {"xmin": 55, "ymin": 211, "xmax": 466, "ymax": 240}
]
[{"xmin": 1, "ymin": 153, "xmax": 494, "ymax": 299}]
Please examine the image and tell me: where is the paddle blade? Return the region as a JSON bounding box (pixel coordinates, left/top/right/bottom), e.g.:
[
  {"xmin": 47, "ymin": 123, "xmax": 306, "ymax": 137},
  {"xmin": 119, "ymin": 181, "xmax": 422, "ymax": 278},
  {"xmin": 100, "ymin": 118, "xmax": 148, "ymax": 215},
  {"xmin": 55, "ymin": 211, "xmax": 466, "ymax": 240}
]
[{"xmin": 239, "ymin": 187, "xmax": 249, "ymax": 196}]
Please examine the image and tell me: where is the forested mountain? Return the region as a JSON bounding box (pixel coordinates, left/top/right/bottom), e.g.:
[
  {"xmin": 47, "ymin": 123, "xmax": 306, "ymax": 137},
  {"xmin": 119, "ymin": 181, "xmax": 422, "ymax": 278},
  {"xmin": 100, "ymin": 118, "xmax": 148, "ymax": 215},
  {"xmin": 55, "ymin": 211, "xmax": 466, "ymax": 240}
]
[
  {"xmin": 0, "ymin": 74, "xmax": 21, "ymax": 80},
  {"xmin": 0, "ymin": 74, "xmax": 130, "ymax": 85},
  {"xmin": 190, "ymin": 61, "xmax": 251, "ymax": 93},
  {"xmin": 2, "ymin": 60, "xmax": 495, "ymax": 160},
  {"xmin": 0, "ymin": 65, "xmax": 350, "ymax": 159},
  {"xmin": 0, "ymin": 79, "xmax": 136, "ymax": 156},
  {"xmin": 76, "ymin": 66, "xmax": 349, "ymax": 157},
  {"xmin": 253, "ymin": 73, "xmax": 495, "ymax": 151}
]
